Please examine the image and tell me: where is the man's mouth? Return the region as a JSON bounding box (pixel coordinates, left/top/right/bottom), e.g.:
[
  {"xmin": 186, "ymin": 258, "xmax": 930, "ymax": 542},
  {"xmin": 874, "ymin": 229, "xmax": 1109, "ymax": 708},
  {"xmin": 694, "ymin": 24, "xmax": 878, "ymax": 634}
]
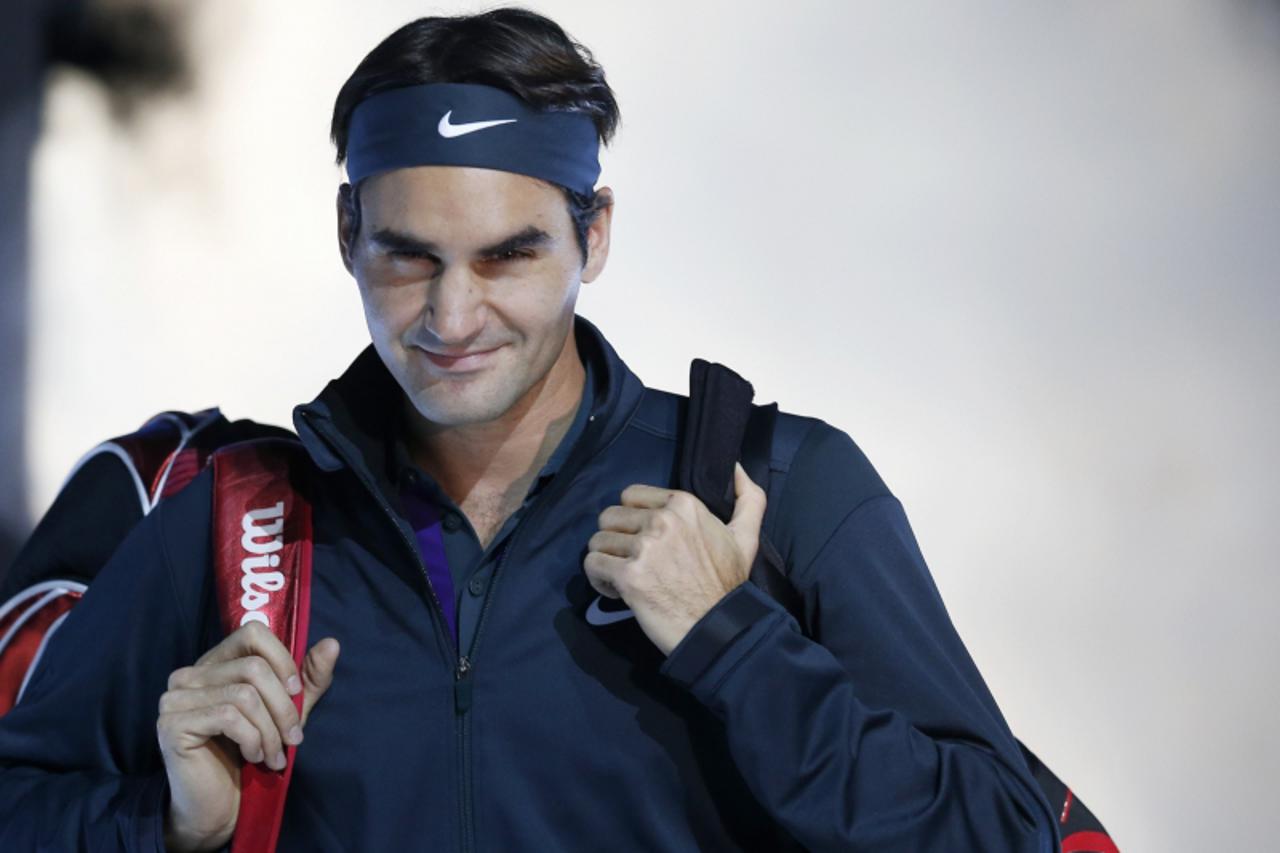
[{"xmin": 420, "ymin": 345, "xmax": 503, "ymax": 372}]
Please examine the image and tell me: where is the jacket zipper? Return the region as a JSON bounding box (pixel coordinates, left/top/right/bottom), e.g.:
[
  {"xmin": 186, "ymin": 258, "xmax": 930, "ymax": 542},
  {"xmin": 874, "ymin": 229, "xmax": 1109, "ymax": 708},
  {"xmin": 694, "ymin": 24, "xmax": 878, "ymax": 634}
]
[
  {"xmin": 455, "ymin": 653, "xmax": 473, "ymax": 852},
  {"xmin": 304, "ymin": 415, "xmax": 456, "ymax": 659},
  {"xmin": 307, "ymin": 409, "xmax": 608, "ymax": 853},
  {"xmin": 304, "ymin": 412, "xmax": 486, "ymax": 852},
  {"xmin": 451, "ymin": 414, "xmax": 605, "ymax": 850}
]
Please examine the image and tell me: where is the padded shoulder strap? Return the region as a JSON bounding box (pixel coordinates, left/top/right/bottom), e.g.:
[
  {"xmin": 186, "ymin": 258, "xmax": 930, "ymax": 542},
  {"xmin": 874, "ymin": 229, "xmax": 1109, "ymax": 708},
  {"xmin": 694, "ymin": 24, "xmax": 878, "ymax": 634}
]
[
  {"xmin": 679, "ymin": 359, "xmax": 754, "ymax": 520},
  {"xmin": 680, "ymin": 359, "xmax": 805, "ymax": 629},
  {"xmin": 210, "ymin": 438, "xmax": 314, "ymax": 853}
]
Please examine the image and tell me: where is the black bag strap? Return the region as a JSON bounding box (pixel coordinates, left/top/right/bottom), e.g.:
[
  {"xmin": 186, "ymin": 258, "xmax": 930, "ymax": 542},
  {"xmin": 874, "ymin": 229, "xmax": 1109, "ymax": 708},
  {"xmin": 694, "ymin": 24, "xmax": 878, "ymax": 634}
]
[
  {"xmin": 679, "ymin": 359, "xmax": 1117, "ymax": 850},
  {"xmin": 679, "ymin": 358, "xmax": 806, "ymax": 630}
]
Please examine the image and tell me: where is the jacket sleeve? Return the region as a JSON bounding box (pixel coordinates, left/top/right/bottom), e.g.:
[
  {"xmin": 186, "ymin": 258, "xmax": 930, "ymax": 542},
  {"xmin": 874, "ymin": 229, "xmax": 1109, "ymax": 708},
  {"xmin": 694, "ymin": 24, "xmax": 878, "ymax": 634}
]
[
  {"xmin": 0, "ymin": 465, "xmax": 216, "ymax": 852},
  {"xmin": 659, "ymin": 420, "xmax": 1061, "ymax": 853}
]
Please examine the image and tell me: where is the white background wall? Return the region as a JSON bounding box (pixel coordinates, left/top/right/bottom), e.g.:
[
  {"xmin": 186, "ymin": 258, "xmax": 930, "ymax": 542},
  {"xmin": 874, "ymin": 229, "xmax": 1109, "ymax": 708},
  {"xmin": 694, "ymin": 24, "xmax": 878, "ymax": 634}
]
[{"xmin": 28, "ymin": 2, "xmax": 1280, "ymax": 849}]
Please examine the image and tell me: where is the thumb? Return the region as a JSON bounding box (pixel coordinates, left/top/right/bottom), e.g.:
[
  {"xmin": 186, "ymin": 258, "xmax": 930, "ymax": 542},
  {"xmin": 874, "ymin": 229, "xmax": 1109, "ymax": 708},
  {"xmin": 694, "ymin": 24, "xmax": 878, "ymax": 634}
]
[
  {"xmin": 299, "ymin": 637, "xmax": 340, "ymax": 725},
  {"xmin": 727, "ymin": 461, "xmax": 766, "ymax": 565}
]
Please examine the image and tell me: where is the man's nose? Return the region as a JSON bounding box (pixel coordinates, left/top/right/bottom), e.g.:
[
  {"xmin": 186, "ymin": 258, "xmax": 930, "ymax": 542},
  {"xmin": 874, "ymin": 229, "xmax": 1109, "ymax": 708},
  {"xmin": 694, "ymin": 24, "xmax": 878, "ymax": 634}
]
[{"xmin": 424, "ymin": 264, "xmax": 486, "ymax": 346}]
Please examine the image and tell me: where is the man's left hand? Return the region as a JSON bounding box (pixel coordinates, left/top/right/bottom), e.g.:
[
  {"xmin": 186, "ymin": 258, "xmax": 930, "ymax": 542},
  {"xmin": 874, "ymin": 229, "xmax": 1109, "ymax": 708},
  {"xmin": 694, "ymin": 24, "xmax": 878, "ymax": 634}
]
[{"xmin": 584, "ymin": 462, "xmax": 767, "ymax": 655}]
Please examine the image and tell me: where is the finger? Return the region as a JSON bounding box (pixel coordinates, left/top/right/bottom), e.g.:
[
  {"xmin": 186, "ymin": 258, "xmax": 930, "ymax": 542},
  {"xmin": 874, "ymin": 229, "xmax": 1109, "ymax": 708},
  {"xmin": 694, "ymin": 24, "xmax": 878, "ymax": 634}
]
[
  {"xmin": 300, "ymin": 638, "xmax": 341, "ymax": 725},
  {"xmin": 728, "ymin": 461, "xmax": 767, "ymax": 560},
  {"xmin": 587, "ymin": 529, "xmax": 636, "ymax": 557},
  {"xmin": 618, "ymin": 483, "xmax": 675, "ymax": 508},
  {"xmin": 596, "ymin": 504, "xmax": 647, "ymax": 533},
  {"xmin": 167, "ymin": 656, "xmax": 302, "ymax": 751},
  {"xmin": 159, "ymin": 702, "xmax": 268, "ymax": 767},
  {"xmin": 159, "ymin": 683, "xmax": 288, "ymax": 770},
  {"xmin": 732, "ymin": 460, "xmax": 765, "ymax": 504},
  {"xmin": 193, "ymin": 621, "xmax": 302, "ymax": 696},
  {"xmin": 584, "ymin": 550, "xmax": 628, "ymax": 598}
]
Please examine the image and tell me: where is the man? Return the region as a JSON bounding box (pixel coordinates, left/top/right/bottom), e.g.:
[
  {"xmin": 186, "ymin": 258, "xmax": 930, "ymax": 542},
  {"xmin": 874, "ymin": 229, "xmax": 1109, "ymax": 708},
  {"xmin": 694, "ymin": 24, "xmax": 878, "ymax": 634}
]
[{"xmin": 0, "ymin": 8, "xmax": 1059, "ymax": 851}]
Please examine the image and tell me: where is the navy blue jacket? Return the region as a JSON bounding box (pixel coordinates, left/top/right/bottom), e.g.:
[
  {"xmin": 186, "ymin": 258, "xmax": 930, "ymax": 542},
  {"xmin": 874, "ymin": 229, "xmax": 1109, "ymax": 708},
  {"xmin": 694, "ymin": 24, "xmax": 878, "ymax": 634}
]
[{"xmin": 0, "ymin": 314, "xmax": 1058, "ymax": 851}]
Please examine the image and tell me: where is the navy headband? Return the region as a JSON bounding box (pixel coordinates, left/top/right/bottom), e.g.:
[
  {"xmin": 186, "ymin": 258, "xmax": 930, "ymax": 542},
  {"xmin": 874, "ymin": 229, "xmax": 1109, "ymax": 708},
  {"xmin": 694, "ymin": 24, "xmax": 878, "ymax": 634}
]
[{"xmin": 345, "ymin": 82, "xmax": 601, "ymax": 196}]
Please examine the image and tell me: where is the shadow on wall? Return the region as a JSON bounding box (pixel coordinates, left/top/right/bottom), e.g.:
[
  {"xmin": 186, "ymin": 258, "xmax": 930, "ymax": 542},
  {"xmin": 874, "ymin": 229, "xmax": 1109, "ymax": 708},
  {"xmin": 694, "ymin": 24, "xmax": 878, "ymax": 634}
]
[{"xmin": 0, "ymin": 0, "xmax": 190, "ymax": 572}]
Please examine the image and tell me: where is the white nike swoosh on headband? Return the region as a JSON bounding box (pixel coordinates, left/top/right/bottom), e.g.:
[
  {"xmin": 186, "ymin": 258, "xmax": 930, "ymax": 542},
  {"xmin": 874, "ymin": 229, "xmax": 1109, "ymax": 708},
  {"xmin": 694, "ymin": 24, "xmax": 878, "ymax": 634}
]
[
  {"xmin": 585, "ymin": 595, "xmax": 635, "ymax": 626},
  {"xmin": 437, "ymin": 110, "xmax": 518, "ymax": 138}
]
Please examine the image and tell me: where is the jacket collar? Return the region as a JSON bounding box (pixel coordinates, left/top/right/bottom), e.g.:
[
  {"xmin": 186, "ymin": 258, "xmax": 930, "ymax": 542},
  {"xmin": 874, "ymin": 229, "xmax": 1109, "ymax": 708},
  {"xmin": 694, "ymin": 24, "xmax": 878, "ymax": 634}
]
[{"xmin": 292, "ymin": 313, "xmax": 647, "ymax": 489}]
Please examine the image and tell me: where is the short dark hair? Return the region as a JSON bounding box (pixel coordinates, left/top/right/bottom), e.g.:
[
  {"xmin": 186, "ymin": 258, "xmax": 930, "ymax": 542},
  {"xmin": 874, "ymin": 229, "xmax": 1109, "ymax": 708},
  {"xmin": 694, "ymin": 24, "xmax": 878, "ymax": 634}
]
[{"xmin": 331, "ymin": 7, "xmax": 620, "ymax": 263}]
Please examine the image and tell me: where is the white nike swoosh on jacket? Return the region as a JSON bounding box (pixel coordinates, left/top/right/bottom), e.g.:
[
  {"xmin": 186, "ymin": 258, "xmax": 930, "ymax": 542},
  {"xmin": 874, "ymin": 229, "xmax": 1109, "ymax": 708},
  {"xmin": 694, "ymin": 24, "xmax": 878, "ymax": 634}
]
[{"xmin": 585, "ymin": 595, "xmax": 635, "ymax": 626}]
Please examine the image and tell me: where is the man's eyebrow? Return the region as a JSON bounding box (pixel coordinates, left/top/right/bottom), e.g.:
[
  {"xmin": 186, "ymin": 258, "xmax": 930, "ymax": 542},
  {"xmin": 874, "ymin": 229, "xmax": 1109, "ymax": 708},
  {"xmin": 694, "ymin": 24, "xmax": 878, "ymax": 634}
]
[
  {"xmin": 368, "ymin": 228, "xmax": 437, "ymax": 255},
  {"xmin": 368, "ymin": 225, "xmax": 552, "ymax": 257},
  {"xmin": 476, "ymin": 225, "xmax": 553, "ymax": 257}
]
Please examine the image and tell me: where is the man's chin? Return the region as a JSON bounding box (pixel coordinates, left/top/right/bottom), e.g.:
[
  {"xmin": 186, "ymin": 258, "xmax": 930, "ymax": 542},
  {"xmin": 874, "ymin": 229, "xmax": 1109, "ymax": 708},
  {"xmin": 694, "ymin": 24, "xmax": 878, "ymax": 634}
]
[{"xmin": 404, "ymin": 383, "xmax": 514, "ymax": 430}]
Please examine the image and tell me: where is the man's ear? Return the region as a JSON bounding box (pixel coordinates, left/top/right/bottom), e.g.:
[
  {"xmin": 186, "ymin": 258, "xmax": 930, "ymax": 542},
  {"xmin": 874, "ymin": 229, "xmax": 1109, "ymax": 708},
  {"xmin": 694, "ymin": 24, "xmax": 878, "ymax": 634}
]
[
  {"xmin": 336, "ymin": 184, "xmax": 358, "ymax": 275},
  {"xmin": 581, "ymin": 186, "xmax": 615, "ymax": 284}
]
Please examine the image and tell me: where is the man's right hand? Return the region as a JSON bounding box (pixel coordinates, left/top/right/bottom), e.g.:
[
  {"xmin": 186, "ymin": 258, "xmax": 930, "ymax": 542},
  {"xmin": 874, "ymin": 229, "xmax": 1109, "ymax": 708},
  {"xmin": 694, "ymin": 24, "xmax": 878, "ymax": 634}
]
[{"xmin": 156, "ymin": 621, "xmax": 340, "ymax": 852}]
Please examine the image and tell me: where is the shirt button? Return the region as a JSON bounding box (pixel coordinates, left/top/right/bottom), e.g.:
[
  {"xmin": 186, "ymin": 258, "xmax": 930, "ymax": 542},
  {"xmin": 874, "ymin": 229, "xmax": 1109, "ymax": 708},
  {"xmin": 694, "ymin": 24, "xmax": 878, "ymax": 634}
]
[
  {"xmin": 468, "ymin": 574, "xmax": 488, "ymax": 596},
  {"xmin": 441, "ymin": 511, "xmax": 462, "ymax": 533}
]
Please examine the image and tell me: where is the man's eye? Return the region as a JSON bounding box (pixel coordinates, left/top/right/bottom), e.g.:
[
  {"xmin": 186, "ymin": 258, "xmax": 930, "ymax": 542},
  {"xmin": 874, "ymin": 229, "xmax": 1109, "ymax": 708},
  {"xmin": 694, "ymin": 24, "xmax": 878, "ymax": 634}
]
[{"xmin": 491, "ymin": 250, "xmax": 534, "ymax": 262}]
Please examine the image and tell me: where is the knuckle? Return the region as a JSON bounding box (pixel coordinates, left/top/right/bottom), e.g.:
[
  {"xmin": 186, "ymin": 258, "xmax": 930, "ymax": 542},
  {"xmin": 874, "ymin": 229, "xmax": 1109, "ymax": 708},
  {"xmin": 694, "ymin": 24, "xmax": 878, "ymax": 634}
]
[
  {"xmin": 635, "ymin": 531, "xmax": 656, "ymax": 554},
  {"xmin": 218, "ymin": 703, "xmax": 241, "ymax": 728},
  {"xmin": 241, "ymin": 620, "xmax": 268, "ymax": 639},
  {"xmin": 246, "ymin": 655, "xmax": 273, "ymax": 681},
  {"xmin": 240, "ymin": 728, "xmax": 263, "ymax": 754},
  {"xmin": 229, "ymin": 683, "xmax": 258, "ymax": 708},
  {"xmin": 167, "ymin": 666, "xmax": 190, "ymax": 690},
  {"xmin": 668, "ymin": 492, "xmax": 694, "ymax": 512}
]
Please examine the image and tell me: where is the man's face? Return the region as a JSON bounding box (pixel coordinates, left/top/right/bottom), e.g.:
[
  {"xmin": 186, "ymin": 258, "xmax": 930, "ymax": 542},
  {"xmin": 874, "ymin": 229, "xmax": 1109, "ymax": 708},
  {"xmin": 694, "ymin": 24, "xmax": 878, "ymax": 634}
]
[{"xmin": 339, "ymin": 165, "xmax": 611, "ymax": 430}]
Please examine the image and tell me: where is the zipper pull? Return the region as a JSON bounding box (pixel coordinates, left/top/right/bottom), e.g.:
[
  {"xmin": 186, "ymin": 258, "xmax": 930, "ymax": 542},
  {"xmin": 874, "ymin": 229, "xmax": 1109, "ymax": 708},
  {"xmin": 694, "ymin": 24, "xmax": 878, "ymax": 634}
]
[{"xmin": 454, "ymin": 655, "xmax": 473, "ymax": 715}]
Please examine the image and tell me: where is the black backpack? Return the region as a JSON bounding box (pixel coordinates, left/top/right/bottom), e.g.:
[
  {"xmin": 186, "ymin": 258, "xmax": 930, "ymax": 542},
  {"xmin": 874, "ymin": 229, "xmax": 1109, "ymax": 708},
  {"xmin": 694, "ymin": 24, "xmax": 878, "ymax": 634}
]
[{"xmin": 678, "ymin": 358, "xmax": 1117, "ymax": 853}]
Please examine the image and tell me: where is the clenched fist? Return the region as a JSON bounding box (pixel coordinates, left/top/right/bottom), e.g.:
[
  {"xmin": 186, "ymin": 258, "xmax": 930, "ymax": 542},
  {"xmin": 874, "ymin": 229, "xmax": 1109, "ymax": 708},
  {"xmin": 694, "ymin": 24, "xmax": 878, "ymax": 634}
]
[
  {"xmin": 157, "ymin": 621, "xmax": 339, "ymax": 852},
  {"xmin": 585, "ymin": 461, "xmax": 766, "ymax": 654}
]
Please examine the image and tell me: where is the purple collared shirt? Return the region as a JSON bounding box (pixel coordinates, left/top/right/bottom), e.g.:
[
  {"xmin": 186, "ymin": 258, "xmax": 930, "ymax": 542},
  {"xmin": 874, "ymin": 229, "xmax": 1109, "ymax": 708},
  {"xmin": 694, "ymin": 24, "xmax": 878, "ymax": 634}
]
[{"xmin": 392, "ymin": 357, "xmax": 596, "ymax": 650}]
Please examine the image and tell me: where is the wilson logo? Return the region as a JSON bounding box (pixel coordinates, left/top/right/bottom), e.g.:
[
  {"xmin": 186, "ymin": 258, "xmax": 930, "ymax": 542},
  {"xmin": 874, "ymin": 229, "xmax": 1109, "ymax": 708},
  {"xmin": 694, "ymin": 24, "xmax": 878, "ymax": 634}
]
[{"xmin": 239, "ymin": 502, "xmax": 287, "ymax": 627}]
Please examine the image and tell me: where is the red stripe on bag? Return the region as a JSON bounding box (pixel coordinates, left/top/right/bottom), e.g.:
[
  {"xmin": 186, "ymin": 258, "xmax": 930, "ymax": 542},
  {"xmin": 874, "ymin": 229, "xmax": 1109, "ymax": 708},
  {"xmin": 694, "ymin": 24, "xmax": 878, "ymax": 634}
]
[
  {"xmin": 212, "ymin": 440, "xmax": 313, "ymax": 853},
  {"xmin": 0, "ymin": 588, "xmax": 82, "ymax": 714},
  {"xmin": 1062, "ymin": 830, "xmax": 1120, "ymax": 853},
  {"xmin": 155, "ymin": 447, "xmax": 207, "ymax": 502}
]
